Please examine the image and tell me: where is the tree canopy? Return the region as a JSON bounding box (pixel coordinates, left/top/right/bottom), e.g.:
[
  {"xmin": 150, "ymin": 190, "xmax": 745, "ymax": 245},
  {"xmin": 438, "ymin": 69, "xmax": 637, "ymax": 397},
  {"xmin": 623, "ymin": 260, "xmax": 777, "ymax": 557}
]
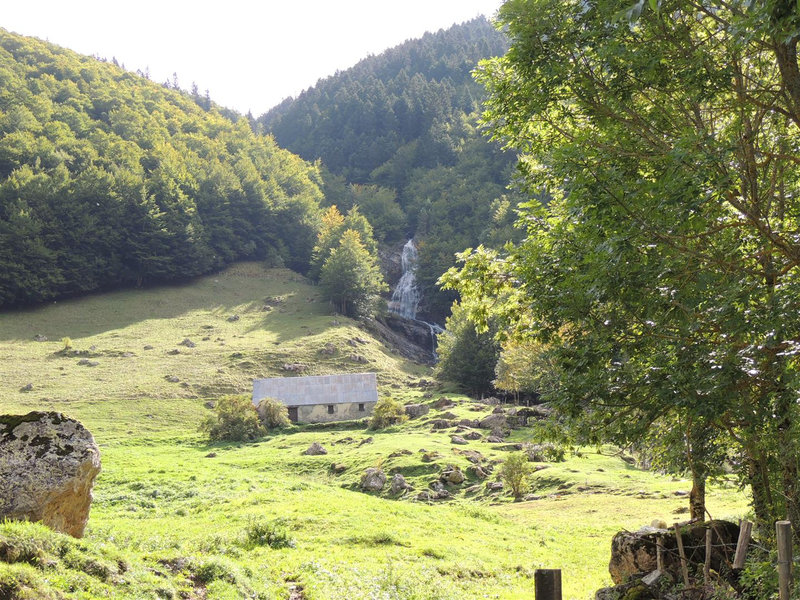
[
  {"xmin": 0, "ymin": 29, "xmax": 323, "ymax": 308},
  {"xmin": 443, "ymin": 0, "xmax": 800, "ymax": 530}
]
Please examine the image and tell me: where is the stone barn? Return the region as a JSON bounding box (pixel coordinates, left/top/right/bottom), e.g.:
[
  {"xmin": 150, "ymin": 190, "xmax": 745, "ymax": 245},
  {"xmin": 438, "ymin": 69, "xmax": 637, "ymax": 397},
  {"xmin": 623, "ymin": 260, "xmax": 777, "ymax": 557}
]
[{"xmin": 252, "ymin": 373, "xmax": 378, "ymax": 424}]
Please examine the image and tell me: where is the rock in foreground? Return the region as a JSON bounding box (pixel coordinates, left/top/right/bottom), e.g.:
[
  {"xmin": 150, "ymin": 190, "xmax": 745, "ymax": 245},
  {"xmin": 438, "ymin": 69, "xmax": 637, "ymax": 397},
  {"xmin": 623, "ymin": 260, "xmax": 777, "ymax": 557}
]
[{"xmin": 0, "ymin": 412, "xmax": 101, "ymax": 538}]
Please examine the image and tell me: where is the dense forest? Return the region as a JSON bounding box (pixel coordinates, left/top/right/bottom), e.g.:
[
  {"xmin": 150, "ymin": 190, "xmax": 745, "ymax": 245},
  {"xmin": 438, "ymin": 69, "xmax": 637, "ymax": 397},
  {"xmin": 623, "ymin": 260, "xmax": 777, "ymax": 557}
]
[
  {"xmin": 0, "ymin": 29, "xmax": 323, "ymax": 308},
  {"xmin": 260, "ymin": 18, "xmax": 522, "ymax": 319}
]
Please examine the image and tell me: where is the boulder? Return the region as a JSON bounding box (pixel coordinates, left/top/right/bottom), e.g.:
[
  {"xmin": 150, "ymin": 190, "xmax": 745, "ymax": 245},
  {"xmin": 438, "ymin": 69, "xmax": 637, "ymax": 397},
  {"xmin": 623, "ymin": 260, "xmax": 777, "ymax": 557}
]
[
  {"xmin": 360, "ymin": 468, "xmax": 386, "ymax": 492},
  {"xmin": 608, "ymin": 520, "xmax": 740, "ymax": 585},
  {"xmin": 463, "ymin": 431, "xmax": 482, "ymax": 441},
  {"xmin": 440, "ymin": 465, "xmax": 465, "ymax": 485},
  {"xmin": 433, "ymin": 397, "xmax": 455, "ymax": 410},
  {"xmin": 404, "ymin": 404, "xmax": 430, "ymax": 419},
  {"xmin": 304, "ymin": 442, "xmax": 328, "ymax": 456},
  {"xmin": 430, "ymin": 419, "xmax": 454, "ymax": 430},
  {"xmin": 390, "ymin": 473, "xmax": 410, "ymax": 494},
  {"xmin": 486, "ymin": 481, "xmax": 504, "ymax": 491},
  {"xmin": 0, "ymin": 412, "xmax": 101, "ymax": 538},
  {"xmin": 330, "ymin": 463, "xmax": 348, "ymax": 474},
  {"xmin": 479, "ymin": 414, "xmax": 508, "ymax": 430},
  {"xmin": 179, "ymin": 338, "xmax": 196, "ymax": 348},
  {"xmin": 486, "ymin": 435, "xmax": 505, "ymax": 443},
  {"xmin": 450, "ymin": 436, "xmax": 468, "ymax": 445},
  {"xmin": 467, "ymin": 465, "xmax": 489, "ymax": 479}
]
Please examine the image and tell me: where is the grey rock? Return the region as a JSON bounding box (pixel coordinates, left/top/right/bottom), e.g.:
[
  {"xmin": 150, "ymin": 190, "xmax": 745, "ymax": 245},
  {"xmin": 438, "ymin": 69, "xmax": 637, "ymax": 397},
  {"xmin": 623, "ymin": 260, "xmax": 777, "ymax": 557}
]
[
  {"xmin": 450, "ymin": 436, "xmax": 469, "ymax": 445},
  {"xmin": 360, "ymin": 467, "xmax": 386, "ymax": 492},
  {"xmin": 440, "ymin": 465, "xmax": 465, "ymax": 485},
  {"xmin": 463, "ymin": 431, "xmax": 482, "ymax": 441},
  {"xmin": 226, "ymin": 315, "xmax": 240, "ymax": 322},
  {"xmin": 19, "ymin": 383, "xmax": 33, "ymax": 392},
  {"xmin": 179, "ymin": 338, "xmax": 196, "ymax": 348},
  {"xmin": 165, "ymin": 375, "xmax": 180, "ymax": 383},
  {"xmin": 404, "ymin": 403, "xmax": 430, "ymax": 419},
  {"xmin": 486, "ymin": 481, "xmax": 504, "ymax": 491},
  {"xmin": 390, "ymin": 473, "xmax": 410, "ymax": 494},
  {"xmin": 304, "ymin": 442, "xmax": 328, "ymax": 456},
  {"xmin": 0, "ymin": 412, "xmax": 101, "ymax": 538},
  {"xmin": 486, "ymin": 435, "xmax": 504, "ymax": 443},
  {"xmin": 478, "ymin": 414, "xmax": 507, "ymax": 430}
]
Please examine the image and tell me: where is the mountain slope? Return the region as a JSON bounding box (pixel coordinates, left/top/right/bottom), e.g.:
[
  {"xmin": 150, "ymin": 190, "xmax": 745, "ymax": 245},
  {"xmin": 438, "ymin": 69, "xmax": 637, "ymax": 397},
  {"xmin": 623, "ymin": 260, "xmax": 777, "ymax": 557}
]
[
  {"xmin": 259, "ymin": 18, "xmax": 521, "ymax": 319},
  {"xmin": 0, "ymin": 29, "xmax": 322, "ymax": 309}
]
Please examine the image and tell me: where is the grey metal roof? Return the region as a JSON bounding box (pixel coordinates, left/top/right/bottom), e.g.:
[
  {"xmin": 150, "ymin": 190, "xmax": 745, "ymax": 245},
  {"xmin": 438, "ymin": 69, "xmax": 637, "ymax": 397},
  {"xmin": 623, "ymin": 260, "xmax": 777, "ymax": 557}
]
[{"xmin": 252, "ymin": 372, "xmax": 378, "ymax": 407}]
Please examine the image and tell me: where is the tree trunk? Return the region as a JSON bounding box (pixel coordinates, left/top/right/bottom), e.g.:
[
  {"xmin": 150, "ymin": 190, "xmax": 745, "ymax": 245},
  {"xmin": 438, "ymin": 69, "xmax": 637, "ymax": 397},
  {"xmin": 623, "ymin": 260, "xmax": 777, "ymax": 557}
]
[{"xmin": 690, "ymin": 472, "xmax": 706, "ymax": 522}]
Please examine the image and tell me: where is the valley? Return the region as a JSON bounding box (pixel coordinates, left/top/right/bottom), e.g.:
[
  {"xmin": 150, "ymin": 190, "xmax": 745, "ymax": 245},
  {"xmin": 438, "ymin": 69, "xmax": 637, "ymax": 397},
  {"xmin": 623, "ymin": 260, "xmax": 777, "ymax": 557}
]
[{"xmin": 0, "ymin": 264, "xmax": 748, "ymax": 599}]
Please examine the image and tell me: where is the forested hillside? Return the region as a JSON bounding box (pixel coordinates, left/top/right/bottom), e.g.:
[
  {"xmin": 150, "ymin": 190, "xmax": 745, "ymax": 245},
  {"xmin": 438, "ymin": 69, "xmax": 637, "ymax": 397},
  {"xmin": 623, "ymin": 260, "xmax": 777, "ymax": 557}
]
[
  {"xmin": 260, "ymin": 18, "xmax": 521, "ymax": 319},
  {"xmin": 0, "ymin": 29, "xmax": 322, "ymax": 308}
]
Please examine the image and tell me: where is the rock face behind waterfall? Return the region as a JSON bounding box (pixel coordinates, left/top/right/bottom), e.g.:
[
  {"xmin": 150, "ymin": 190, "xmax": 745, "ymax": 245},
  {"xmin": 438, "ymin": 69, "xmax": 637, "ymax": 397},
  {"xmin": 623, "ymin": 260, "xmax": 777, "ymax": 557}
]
[{"xmin": 0, "ymin": 412, "xmax": 101, "ymax": 538}]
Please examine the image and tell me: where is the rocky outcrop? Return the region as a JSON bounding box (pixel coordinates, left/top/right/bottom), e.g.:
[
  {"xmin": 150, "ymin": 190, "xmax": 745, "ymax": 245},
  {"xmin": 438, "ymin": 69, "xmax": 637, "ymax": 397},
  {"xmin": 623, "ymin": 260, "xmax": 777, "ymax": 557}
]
[
  {"xmin": 361, "ymin": 316, "xmax": 434, "ymax": 364},
  {"xmin": 0, "ymin": 412, "xmax": 101, "ymax": 538}
]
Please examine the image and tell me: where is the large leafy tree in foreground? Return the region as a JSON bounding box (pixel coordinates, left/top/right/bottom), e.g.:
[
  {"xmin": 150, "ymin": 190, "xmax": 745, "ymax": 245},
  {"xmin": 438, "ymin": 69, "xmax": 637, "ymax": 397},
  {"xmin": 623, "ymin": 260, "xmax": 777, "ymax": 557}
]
[{"xmin": 443, "ymin": 0, "xmax": 800, "ymax": 530}]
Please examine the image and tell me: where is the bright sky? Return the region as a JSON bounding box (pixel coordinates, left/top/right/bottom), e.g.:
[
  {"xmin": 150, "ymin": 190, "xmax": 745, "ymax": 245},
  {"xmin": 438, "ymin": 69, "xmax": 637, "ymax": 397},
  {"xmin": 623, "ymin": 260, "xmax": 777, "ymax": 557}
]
[{"xmin": 2, "ymin": 1, "xmax": 505, "ymax": 116}]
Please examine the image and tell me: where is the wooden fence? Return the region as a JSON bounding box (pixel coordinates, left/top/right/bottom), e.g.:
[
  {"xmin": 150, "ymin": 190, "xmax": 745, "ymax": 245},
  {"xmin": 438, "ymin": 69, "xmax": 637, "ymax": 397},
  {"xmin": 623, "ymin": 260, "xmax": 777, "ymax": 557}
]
[{"xmin": 533, "ymin": 520, "xmax": 794, "ymax": 600}]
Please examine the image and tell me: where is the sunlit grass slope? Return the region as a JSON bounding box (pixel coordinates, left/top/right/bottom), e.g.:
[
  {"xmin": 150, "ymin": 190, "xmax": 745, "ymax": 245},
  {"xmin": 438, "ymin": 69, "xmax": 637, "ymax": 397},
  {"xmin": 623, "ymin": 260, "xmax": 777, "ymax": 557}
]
[{"xmin": 0, "ymin": 263, "xmax": 749, "ymax": 599}]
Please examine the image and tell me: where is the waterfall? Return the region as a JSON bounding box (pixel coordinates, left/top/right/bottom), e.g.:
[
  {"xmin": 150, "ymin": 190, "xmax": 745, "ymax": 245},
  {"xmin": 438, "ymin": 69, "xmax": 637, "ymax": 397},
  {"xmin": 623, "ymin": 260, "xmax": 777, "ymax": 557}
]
[
  {"xmin": 388, "ymin": 239, "xmax": 421, "ymax": 319},
  {"xmin": 388, "ymin": 239, "xmax": 444, "ymax": 359}
]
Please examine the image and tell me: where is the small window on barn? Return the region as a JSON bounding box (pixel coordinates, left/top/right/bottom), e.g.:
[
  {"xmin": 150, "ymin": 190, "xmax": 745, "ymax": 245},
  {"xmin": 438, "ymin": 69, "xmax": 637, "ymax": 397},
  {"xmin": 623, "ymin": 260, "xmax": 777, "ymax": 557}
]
[
  {"xmin": 358, "ymin": 403, "xmax": 365, "ymax": 412},
  {"xmin": 327, "ymin": 404, "xmax": 335, "ymax": 414}
]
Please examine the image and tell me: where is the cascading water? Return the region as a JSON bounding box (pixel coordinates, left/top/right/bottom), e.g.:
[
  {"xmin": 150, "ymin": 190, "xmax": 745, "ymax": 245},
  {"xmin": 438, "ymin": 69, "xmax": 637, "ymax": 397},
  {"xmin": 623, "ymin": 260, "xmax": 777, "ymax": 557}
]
[
  {"xmin": 388, "ymin": 239, "xmax": 444, "ymax": 358},
  {"xmin": 388, "ymin": 239, "xmax": 421, "ymax": 319}
]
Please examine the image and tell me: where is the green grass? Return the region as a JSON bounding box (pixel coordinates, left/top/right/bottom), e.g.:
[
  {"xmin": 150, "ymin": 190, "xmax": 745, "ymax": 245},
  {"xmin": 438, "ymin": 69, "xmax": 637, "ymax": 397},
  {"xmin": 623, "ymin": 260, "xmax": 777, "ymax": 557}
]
[{"xmin": 0, "ymin": 263, "xmax": 749, "ymax": 599}]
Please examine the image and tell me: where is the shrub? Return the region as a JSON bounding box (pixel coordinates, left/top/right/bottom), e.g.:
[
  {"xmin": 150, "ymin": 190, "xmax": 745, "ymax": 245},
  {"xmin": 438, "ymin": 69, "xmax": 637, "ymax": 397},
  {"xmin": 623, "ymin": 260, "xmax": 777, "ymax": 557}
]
[
  {"xmin": 200, "ymin": 395, "xmax": 265, "ymax": 442},
  {"xmin": 255, "ymin": 397, "xmax": 290, "ymax": 429},
  {"xmin": 242, "ymin": 519, "xmax": 294, "ymax": 549},
  {"xmin": 369, "ymin": 397, "xmax": 407, "ymax": 429},
  {"xmin": 524, "ymin": 442, "xmax": 565, "ymax": 463},
  {"xmin": 499, "ymin": 452, "xmax": 533, "ymax": 500}
]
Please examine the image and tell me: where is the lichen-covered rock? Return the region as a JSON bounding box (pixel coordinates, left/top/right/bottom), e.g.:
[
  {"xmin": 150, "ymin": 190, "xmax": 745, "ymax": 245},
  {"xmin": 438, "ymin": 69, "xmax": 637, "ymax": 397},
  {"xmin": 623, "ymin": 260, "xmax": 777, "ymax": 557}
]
[
  {"xmin": 608, "ymin": 520, "xmax": 739, "ymax": 584},
  {"xmin": 0, "ymin": 412, "xmax": 101, "ymax": 538}
]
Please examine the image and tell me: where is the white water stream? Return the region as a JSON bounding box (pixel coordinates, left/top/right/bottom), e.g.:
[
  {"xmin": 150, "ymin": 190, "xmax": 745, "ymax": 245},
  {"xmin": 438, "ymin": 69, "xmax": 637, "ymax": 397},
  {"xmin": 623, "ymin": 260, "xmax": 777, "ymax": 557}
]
[
  {"xmin": 388, "ymin": 239, "xmax": 444, "ymax": 358},
  {"xmin": 388, "ymin": 239, "xmax": 421, "ymax": 319}
]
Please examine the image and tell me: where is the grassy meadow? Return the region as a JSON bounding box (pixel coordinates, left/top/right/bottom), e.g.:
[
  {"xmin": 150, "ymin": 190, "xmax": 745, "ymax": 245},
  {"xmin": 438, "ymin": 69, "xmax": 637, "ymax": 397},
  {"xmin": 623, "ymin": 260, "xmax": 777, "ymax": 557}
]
[{"xmin": 0, "ymin": 263, "xmax": 749, "ymax": 599}]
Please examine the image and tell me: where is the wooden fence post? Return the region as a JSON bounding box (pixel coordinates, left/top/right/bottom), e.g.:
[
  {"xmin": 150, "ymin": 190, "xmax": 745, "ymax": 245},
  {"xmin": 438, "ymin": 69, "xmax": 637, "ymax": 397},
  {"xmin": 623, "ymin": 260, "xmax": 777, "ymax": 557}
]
[
  {"xmin": 733, "ymin": 520, "xmax": 753, "ymax": 569},
  {"xmin": 776, "ymin": 520, "xmax": 792, "ymax": 600},
  {"xmin": 534, "ymin": 569, "xmax": 562, "ymax": 600},
  {"xmin": 674, "ymin": 523, "xmax": 690, "ymax": 588},
  {"xmin": 656, "ymin": 537, "xmax": 664, "ymax": 572},
  {"xmin": 704, "ymin": 528, "xmax": 712, "ymax": 585}
]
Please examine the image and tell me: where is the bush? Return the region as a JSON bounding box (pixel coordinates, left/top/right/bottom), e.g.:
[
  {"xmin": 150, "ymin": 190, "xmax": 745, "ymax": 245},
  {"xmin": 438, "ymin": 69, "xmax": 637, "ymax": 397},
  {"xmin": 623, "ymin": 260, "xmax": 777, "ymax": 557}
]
[
  {"xmin": 200, "ymin": 395, "xmax": 265, "ymax": 442},
  {"xmin": 242, "ymin": 519, "xmax": 294, "ymax": 549},
  {"xmin": 499, "ymin": 452, "xmax": 533, "ymax": 500},
  {"xmin": 256, "ymin": 397, "xmax": 290, "ymax": 429},
  {"xmin": 369, "ymin": 397, "xmax": 407, "ymax": 429},
  {"xmin": 524, "ymin": 442, "xmax": 565, "ymax": 463}
]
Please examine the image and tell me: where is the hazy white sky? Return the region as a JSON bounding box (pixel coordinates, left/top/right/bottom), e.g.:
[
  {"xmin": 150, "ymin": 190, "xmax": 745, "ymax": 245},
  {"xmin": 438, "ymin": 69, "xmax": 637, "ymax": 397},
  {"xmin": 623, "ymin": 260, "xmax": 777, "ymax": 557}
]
[{"xmin": 2, "ymin": 1, "xmax": 504, "ymax": 116}]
